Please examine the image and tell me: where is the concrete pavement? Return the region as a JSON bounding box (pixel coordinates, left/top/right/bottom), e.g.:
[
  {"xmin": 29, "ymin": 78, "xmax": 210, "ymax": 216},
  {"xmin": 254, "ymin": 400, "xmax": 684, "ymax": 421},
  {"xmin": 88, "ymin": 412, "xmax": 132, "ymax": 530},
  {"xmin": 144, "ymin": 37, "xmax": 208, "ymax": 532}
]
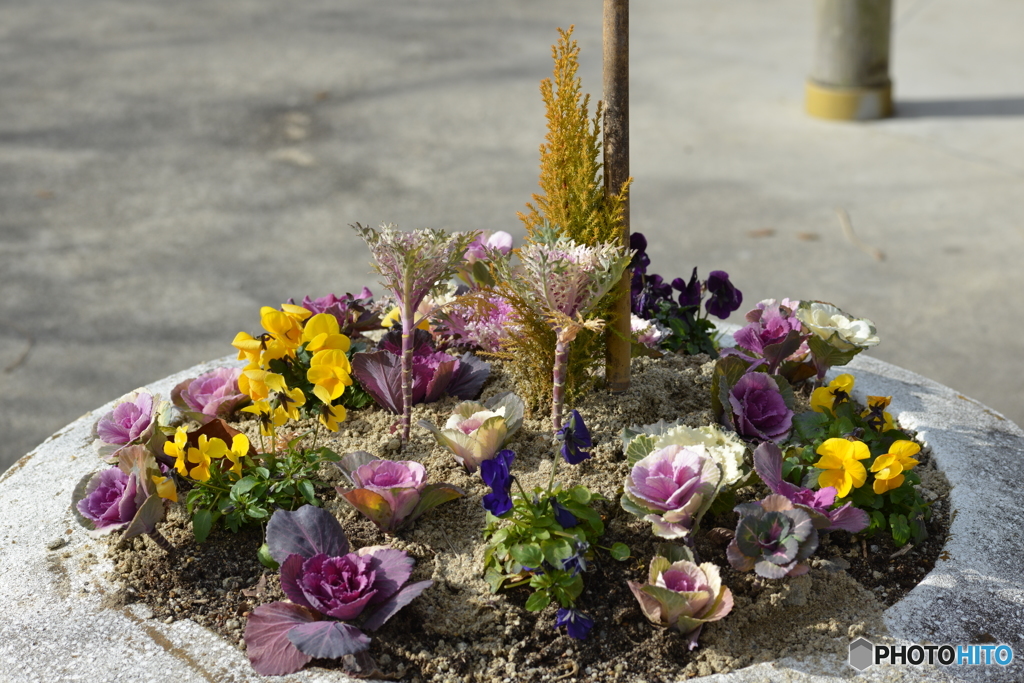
[{"xmin": 3, "ymin": 0, "xmax": 1024, "ymax": 472}]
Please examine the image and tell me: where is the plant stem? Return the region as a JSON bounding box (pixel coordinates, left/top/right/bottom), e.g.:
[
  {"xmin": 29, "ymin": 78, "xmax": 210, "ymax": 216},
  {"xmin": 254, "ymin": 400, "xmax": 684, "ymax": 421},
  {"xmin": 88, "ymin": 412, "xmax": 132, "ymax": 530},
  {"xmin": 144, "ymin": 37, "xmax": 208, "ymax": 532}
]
[
  {"xmin": 147, "ymin": 529, "xmax": 174, "ymax": 553},
  {"xmin": 401, "ymin": 298, "xmax": 414, "ymax": 443},
  {"xmin": 551, "ymin": 334, "xmax": 569, "ymax": 432}
]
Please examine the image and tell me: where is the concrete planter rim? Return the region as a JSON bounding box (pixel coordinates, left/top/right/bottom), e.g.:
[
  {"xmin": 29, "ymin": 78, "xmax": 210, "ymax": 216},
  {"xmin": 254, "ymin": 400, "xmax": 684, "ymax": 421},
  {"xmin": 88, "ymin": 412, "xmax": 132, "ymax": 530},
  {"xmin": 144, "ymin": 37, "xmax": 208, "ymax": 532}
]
[{"xmin": 0, "ymin": 353, "xmax": 1020, "ymax": 682}]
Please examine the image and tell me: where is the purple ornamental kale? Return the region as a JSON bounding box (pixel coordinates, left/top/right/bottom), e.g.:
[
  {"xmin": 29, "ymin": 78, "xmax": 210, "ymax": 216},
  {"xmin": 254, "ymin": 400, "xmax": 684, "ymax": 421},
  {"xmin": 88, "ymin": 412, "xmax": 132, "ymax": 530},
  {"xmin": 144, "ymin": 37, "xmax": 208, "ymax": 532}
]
[
  {"xmin": 288, "ymin": 289, "xmax": 381, "ymax": 337},
  {"xmin": 752, "ymin": 443, "xmax": 868, "ymax": 533},
  {"xmin": 246, "ymin": 506, "xmax": 432, "ymax": 677},
  {"xmin": 621, "ymin": 445, "xmax": 722, "ymax": 539},
  {"xmin": 76, "ymin": 466, "xmax": 144, "ymax": 531},
  {"xmin": 336, "ymin": 456, "xmax": 464, "ymax": 533},
  {"xmin": 728, "ymin": 372, "xmax": 793, "ymax": 442},
  {"xmin": 727, "ymin": 494, "xmax": 819, "ymax": 579},
  {"xmin": 172, "ymin": 367, "xmax": 247, "ymax": 422},
  {"xmin": 557, "ymin": 410, "xmax": 592, "ymax": 465},
  {"xmin": 481, "ymin": 449, "xmax": 515, "ymax": 517},
  {"xmin": 704, "ymin": 271, "xmax": 742, "ymax": 319},
  {"xmin": 350, "ymin": 329, "xmax": 490, "ymax": 415},
  {"xmin": 95, "ymin": 391, "xmax": 154, "ymax": 446},
  {"xmin": 555, "ymin": 608, "xmax": 594, "ymax": 640}
]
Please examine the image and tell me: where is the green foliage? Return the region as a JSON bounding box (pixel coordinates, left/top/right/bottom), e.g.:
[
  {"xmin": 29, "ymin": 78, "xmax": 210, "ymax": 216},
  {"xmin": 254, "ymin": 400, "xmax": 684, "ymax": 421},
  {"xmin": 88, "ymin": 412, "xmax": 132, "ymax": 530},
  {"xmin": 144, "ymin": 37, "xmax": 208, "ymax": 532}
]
[
  {"xmin": 185, "ymin": 442, "xmax": 339, "ymax": 543},
  {"xmin": 483, "ymin": 482, "xmax": 628, "ymax": 612}
]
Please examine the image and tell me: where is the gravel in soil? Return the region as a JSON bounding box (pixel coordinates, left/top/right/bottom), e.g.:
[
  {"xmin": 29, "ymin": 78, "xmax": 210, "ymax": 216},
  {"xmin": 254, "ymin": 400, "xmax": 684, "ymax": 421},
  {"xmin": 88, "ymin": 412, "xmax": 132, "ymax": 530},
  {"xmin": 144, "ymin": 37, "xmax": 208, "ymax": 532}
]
[{"xmin": 105, "ymin": 354, "xmax": 950, "ymax": 682}]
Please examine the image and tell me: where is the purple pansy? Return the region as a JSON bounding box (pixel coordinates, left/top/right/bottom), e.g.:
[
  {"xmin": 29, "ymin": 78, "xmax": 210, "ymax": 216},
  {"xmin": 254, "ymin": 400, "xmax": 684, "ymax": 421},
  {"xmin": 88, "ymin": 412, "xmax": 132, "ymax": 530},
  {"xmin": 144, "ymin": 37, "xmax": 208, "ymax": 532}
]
[
  {"xmin": 481, "ymin": 449, "xmax": 516, "ymax": 517},
  {"xmin": 704, "ymin": 270, "xmax": 743, "ymax": 319},
  {"xmin": 557, "ymin": 410, "xmax": 592, "ymax": 465},
  {"xmin": 555, "ymin": 608, "xmax": 594, "ymax": 640}
]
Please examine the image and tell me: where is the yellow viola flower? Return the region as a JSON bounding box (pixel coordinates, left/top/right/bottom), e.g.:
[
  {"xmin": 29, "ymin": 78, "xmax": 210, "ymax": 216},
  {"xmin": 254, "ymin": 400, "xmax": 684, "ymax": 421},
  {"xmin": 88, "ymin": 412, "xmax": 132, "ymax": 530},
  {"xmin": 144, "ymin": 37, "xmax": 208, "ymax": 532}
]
[
  {"xmin": 319, "ymin": 402, "xmax": 347, "ymax": 432},
  {"xmin": 862, "ymin": 395, "xmax": 895, "ymax": 432},
  {"xmin": 307, "ymin": 349, "xmax": 353, "ymax": 404},
  {"xmin": 242, "ymin": 400, "xmax": 289, "ymax": 436},
  {"xmin": 813, "ymin": 437, "xmax": 870, "ymax": 497},
  {"xmin": 870, "ymin": 440, "xmax": 920, "ymax": 493},
  {"xmin": 165, "ymin": 427, "xmax": 191, "ymax": 477},
  {"xmin": 232, "ymin": 331, "xmax": 265, "ymax": 364},
  {"xmin": 810, "ymin": 374, "xmax": 855, "ymax": 414},
  {"xmin": 381, "ymin": 306, "xmax": 430, "ymax": 331},
  {"xmin": 280, "ymin": 385, "xmax": 307, "ymax": 421},
  {"xmin": 238, "ymin": 364, "xmax": 288, "ymax": 402},
  {"xmin": 223, "ymin": 434, "xmax": 250, "ymax": 479},
  {"xmin": 151, "ymin": 474, "xmax": 178, "ymax": 503},
  {"xmin": 301, "ymin": 313, "xmax": 352, "ymax": 353}
]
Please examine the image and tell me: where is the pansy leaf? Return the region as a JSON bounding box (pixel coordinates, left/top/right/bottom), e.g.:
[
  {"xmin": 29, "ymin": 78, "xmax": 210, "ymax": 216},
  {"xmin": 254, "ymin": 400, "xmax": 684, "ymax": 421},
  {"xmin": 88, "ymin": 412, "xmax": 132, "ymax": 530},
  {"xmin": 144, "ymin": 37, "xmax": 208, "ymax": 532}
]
[
  {"xmin": 524, "ymin": 591, "xmax": 551, "ymax": 612},
  {"xmin": 244, "ymin": 602, "xmax": 316, "ymax": 676},
  {"xmin": 609, "ymin": 543, "xmax": 631, "ymax": 561},
  {"xmin": 266, "ymin": 505, "xmax": 349, "ymax": 564},
  {"xmin": 287, "ymin": 620, "xmax": 370, "ymax": 659},
  {"xmin": 510, "ymin": 543, "xmax": 544, "ymax": 569},
  {"xmin": 192, "ymin": 509, "xmax": 213, "ymax": 544}
]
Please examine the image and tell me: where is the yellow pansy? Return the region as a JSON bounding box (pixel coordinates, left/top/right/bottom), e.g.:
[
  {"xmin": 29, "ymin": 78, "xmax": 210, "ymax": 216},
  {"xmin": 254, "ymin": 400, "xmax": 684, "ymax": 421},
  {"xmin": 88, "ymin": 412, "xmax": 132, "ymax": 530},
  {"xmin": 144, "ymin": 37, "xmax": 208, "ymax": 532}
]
[
  {"xmin": 300, "ymin": 313, "xmax": 351, "ymax": 353},
  {"xmin": 232, "ymin": 331, "xmax": 265, "ymax": 364},
  {"xmin": 238, "ymin": 364, "xmax": 288, "ymax": 402},
  {"xmin": 813, "ymin": 437, "xmax": 870, "ymax": 497},
  {"xmin": 242, "ymin": 400, "xmax": 289, "ymax": 436},
  {"xmin": 278, "ymin": 385, "xmax": 307, "ymax": 421},
  {"xmin": 862, "ymin": 395, "xmax": 895, "ymax": 432},
  {"xmin": 381, "ymin": 306, "xmax": 430, "ymax": 331},
  {"xmin": 307, "ymin": 349, "xmax": 353, "ymax": 404},
  {"xmin": 810, "ymin": 374, "xmax": 855, "ymax": 414},
  {"xmin": 870, "ymin": 440, "xmax": 920, "ymax": 494},
  {"xmin": 222, "ymin": 434, "xmax": 250, "ymax": 479},
  {"xmin": 151, "ymin": 474, "xmax": 178, "ymax": 503},
  {"xmin": 165, "ymin": 427, "xmax": 191, "ymax": 477},
  {"xmin": 319, "ymin": 402, "xmax": 347, "ymax": 432},
  {"xmin": 259, "ymin": 307, "xmax": 304, "ymax": 351}
]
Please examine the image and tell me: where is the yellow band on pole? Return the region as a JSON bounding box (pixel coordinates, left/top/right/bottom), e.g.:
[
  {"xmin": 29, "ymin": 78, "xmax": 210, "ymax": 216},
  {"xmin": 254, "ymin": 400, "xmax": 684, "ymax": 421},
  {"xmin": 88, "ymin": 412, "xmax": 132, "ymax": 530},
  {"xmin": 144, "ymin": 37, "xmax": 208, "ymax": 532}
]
[{"xmin": 805, "ymin": 79, "xmax": 893, "ymax": 121}]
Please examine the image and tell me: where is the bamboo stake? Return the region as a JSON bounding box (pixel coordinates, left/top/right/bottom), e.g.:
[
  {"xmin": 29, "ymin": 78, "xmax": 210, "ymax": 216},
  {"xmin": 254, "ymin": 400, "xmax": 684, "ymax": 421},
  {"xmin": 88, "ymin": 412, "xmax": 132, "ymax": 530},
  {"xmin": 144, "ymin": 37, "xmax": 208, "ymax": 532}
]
[{"xmin": 603, "ymin": 0, "xmax": 631, "ymax": 393}]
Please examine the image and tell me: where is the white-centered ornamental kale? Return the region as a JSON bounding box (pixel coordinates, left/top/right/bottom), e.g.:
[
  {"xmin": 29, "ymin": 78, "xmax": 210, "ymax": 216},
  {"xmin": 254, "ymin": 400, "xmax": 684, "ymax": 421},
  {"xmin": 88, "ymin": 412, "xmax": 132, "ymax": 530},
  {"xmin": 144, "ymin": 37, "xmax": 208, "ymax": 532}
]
[
  {"xmin": 796, "ymin": 300, "xmax": 880, "ymax": 381},
  {"xmin": 621, "ymin": 420, "xmax": 747, "ymax": 488},
  {"xmin": 628, "ymin": 550, "xmax": 733, "ymax": 650},
  {"xmin": 418, "ymin": 391, "xmax": 525, "ymax": 472},
  {"xmin": 334, "ymin": 451, "xmax": 464, "ymax": 533},
  {"xmin": 726, "ymin": 494, "xmax": 819, "ymax": 579},
  {"xmin": 245, "ymin": 506, "xmax": 432, "ymax": 677},
  {"xmin": 621, "ymin": 444, "xmax": 722, "ymax": 539}
]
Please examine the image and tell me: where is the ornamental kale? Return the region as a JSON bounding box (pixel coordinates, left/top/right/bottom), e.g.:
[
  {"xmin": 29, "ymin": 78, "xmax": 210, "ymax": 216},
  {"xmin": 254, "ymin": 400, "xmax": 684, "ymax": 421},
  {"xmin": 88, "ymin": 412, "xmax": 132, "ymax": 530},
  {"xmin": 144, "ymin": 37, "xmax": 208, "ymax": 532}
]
[
  {"xmin": 92, "ymin": 390, "xmax": 166, "ymax": 462},
  {"xmin": 352, "ymin": 223, "xmax": 478, "ymax": 441},
  {"xmin": 334, "ymin": 451, "xmax": 464, "ymax": 533},
  {"xmin": 628, "ymin": 546, "xmax": 733, "ymax": 650},
  {"xmin": 351, "ymin": 329, "xmax": 490, "ymax": 417},
  {"xmin": 482, "ymin": 412, "xmax": 629, "ymax": 639},
  {"xmin": 727, "ymin": 371, "xmax": 794, "ymax": 443},
  {"xmin": 71, "ymin": 444, "xmax": 176, "ymax": 551},
  {"xmin": 171, "ymin": 367, "xmax": 248, "ymax": 424},
  {"xmin": 621, "ymin": 444, "xmax": 722, "ymax": 539},
  {"xmin": 419, "ymin": 391, "xmax": 524, "ymax": 473},
  {"xmin": 492, "ymin": 232, "xmax": 632, "ymax": 431},
  {"xmin": 752, "ymin": 442, "xmax": 868, "ymax": 533},
  {"xmin": 245, "ymin": 506, "xmax": 432, "ymax": 677},
  {"xmin": 287, "ymin": 289, "xmax": 383, "ymax": 339},
  {"xmin": 726, "ymin": 494, "xmax": 819, "ymax": 579}
]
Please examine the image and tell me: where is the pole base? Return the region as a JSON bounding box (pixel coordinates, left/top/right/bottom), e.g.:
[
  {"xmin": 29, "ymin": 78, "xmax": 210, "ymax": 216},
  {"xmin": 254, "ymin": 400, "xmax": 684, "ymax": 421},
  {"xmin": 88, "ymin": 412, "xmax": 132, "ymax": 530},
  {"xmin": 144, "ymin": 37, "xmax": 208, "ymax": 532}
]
[{"xmin": 805, "ymin": 79, "xmax": 892, "ymax": 120}]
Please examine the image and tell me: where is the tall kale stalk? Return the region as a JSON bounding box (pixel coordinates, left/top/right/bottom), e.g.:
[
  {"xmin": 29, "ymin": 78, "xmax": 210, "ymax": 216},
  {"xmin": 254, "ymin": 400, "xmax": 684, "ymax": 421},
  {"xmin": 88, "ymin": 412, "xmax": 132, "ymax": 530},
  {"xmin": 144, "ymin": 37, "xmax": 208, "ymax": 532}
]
[
  {"xmin": 508, "ymin": 26, "xmax": 632, "ymax": 414},
  {"xmin": 352, "ymin": 223, "xmax": 475, "ymax": 441},
  {"xmin": 494, "ymin": 233, "xmax": 631, "ymax": 431}
]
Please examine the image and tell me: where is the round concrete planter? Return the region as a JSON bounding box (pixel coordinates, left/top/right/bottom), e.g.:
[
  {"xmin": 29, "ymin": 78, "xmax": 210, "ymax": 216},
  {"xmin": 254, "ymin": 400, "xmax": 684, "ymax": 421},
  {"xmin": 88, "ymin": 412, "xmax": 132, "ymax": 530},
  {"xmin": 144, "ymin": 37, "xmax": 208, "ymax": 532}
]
[{"xmin": 1, "ymin": 354, "xmax": 1020, "ymax": 682}]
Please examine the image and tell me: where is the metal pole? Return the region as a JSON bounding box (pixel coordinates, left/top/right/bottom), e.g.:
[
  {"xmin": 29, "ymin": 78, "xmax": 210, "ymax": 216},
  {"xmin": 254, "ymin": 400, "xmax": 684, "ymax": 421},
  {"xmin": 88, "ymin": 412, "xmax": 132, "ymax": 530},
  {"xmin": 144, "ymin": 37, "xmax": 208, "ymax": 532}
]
[
  {"xmin": 603, "ymin": 0, "xmax": 631, "ymax": 394},
  {"xmin": 806, "ymin": 0, "xmax": 893, "ymax": 120}
]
